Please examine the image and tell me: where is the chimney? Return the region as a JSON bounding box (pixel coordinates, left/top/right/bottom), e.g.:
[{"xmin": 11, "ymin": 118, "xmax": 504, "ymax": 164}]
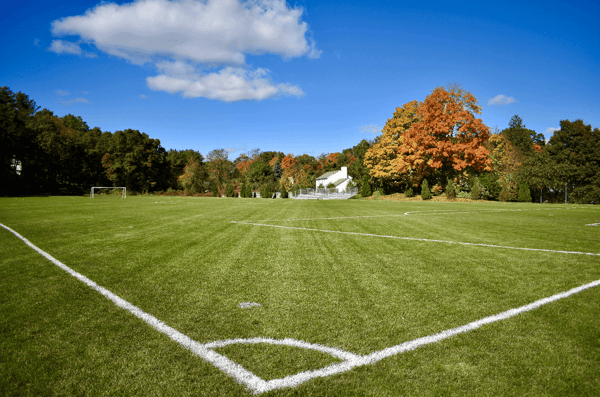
[{"xmin": 341, "ymin": 166, "xmax": 348, "ymax": 178}]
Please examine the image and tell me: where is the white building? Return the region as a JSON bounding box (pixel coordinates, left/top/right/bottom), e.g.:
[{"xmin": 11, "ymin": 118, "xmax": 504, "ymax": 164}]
[{"xmin": 315, "ymin": 166, "xmax": 353, "ymax": 192}]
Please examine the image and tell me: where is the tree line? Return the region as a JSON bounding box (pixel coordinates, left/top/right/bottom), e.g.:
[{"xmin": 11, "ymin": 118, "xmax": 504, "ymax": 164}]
[{"xmin": 2, "ymin": 85, "xmax": 598, "ymax": 203}]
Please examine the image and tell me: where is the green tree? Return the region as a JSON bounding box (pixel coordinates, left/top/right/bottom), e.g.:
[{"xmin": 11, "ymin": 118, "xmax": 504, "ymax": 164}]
[
  {"xmin": 446, "ymin": 180, "xmax": 456, "ymax": 199},
  {"xmin": 360, "ymin": 175, "xmax": 372, "ymax": 197},
  {"xmin": 517, "ymin": 182, "xmax": 532, "ymax": 202},
  {"xmin": 421, "ymin": 179, "xmax": 431, "ymax": 200},
  {"xmin": 546, "ymin": 119, "xmax": 600, "ymax": 203},
  {"xmin": 226, "ymin": 183, "xmax": 234, "ymax": 197},
  {"xmin": 501, "ymin": 115, "xmax": 545, "ymax": 156},
  {"xmin": 280, "ymin": 182, "xmax": 288, "ymax": 198}
]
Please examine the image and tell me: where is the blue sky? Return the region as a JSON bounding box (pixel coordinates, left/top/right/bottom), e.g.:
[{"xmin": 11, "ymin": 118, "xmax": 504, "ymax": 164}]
[{"xmin": 2, "ymin": 0, "xmax": 599, "ymax": 159}]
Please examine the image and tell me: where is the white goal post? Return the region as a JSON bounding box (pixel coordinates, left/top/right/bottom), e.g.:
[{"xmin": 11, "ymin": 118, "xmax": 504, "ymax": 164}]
[{"xmin": 90, "ymin": 187, "xmax": 127, "ymax": 198}]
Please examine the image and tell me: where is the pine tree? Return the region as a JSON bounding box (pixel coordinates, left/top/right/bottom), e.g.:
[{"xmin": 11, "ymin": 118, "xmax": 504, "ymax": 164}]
[
  {"xmin": 446, "ymin": 180, "xmax": 456, "ymax": 199},
  {"xmin": 421, "ymin": 179, "xmax": 431, "ymax": 200},
  {"xmin": 226, "ymin": 183, "xmax": 234, "ymax": 197},
  {"xmin": 517, "ymin": 182, "xmax": 532, "ymax": 202},
  {"xmin": 280, "ymin": 183, "xmax": 288, "ymax": 199},
  {"xmin": 361, "ymin": 175, "xmax": 372, "ymax": 197},
  {"xmin": 471, "ymin": 180, "xmax": 481, "ymax": 200}
]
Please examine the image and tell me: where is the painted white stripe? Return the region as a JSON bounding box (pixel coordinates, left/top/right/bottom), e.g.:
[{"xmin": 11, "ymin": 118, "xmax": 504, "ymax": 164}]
[
  {"xmin": 254, "ymin": 207, "xmax": 587, "ymax": 223},
  {"xmin": 586, "ymin": 223, "xmax": 600, "ymax": 226},
  {"xmin": 232, "ymin": 221, "xmax": 600, "ymax": 256},
  {"xmin": 0, "ymin": 223, "xmax": 268, "ymax": 393},
  {"xmin": 3, "ymin": 222, "xmax": 600, "ymax": 395}
]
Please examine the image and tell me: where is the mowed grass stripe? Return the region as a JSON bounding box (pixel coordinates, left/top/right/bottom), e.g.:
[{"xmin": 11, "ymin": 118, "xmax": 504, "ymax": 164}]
[{"xmin": 2, "ymin": 197, "xmax": 599, "ymax": 395}]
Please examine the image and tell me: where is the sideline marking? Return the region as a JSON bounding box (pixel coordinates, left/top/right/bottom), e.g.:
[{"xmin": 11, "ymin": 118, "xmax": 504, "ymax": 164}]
[
  {"xmin": 232, "ymin": 221, "xmax": 600, "ymax": 256},
  {"xmin": 2, "ymin": 222, "xmax": 600, "ymax": 394},
  {"xmin": 587, "ymin": 223, "xmax": 600, "ymax": 226},
  {"xmin": 253, "ymin": 207, "xmax": 587, "ymax": 223}
]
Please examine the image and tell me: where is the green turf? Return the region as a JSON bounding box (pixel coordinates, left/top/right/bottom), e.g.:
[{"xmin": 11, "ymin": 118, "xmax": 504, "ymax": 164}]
[{"xmin": 1, "ymin": 196, "xmax": 599, "ymax": 396}]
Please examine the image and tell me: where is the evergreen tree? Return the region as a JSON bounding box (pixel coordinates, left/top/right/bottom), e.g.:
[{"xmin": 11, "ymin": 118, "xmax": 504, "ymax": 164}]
[
  {"xmin": 446, "ymin": 180, "xmax": 456, "ymax": 199},
  {"xmin": 211, "ymin": 184, "xmax": 218, "ymax": 197},
  {"xmin": 405, "ymin": 186, "xmax": 414, "ymax": 198},
  {"xmin": 280, "ymin": 182, "xmax": 288, "ymax": 198},
  {"xmin": 421, "ymin": 179, "xmax": 431, "ymax": 200},
  {"xmin": 226, "ymin": 183, "xmax": 234, "ymax": 197},
  {"xmin": 517, "ymin": 182, "xmax": 532, "ymax": 202},
  {"xmin": 240, "ymin": 182, "xmax": 246, "ymax": 198},
  {"xmin": 361, "ymin": 175, "xmax": 372, "ymax": 197},
  {"xmin": 471, "ymin": 179, "xmax": 481, "ymax": 200}
]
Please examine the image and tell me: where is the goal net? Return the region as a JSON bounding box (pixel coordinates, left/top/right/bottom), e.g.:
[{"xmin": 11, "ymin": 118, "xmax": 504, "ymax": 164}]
[{"xmin": 90, "ymin": 187, "xmax": 127, "ymax": 198}]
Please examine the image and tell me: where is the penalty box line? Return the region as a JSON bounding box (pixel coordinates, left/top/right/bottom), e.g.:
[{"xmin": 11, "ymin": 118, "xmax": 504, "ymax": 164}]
[{"xmin": 232, "ymin": 221, "xmax": 600, "ymax": 257}]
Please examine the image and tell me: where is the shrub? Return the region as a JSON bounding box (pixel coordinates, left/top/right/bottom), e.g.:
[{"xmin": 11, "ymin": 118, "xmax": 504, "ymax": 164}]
[
  {"xmin": 431, "ymin": 184, "xmax": 443, "ymax": 196},
  {"xmin": 421, "ymin": 179, "xmax": 431, "ymax": 200},
  {"xmin": 226, "ymin": 184, "xmax": 234, "ymax": 197},
  {"xmin": 457, "ymin": 191, "xmax": 471, "ymax": 199},
  {"xmin": 446, "ymin": 180, "xmax": 456, "ymax": 199},
  {"xmin": 239, "ymin": 182, "xmax": 246, "ymax": 198},
  {"xmin": 518, "ymin": 182, "xmax": 532, "ymax": 202},
  {"xmin": 326, "ymin": 182, "xmax": 336, "ymax": 188},
  {"xmin": 405, "ymin": 187, "xmax": 414, "ymax": 198},
  {"xmin": 372, "ymin": 190, "xmax": 383, "ymax": 199},
  {"xmin": 211, "ymin": 185, "xmax": 218, "ymax": 197},
  {"xmin": 260, "ymin": 184, "xmax": 272, "ymax": 199}
]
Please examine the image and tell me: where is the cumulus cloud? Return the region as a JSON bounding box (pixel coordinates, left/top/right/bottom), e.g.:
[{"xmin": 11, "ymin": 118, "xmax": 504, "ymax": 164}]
[
  {"xmin": 146, "ymin": 65, "xmax": 304, "ymax": 102},
  {"xmin": 140, "ymin": 94, "xmax": 148, "ymax": 99},
  {"xmin": 488, "ymin": 94, "xmax": 516, "ymax": 106},
  {"xmin": 56, "ymin": 89, "xmax": 70, "ymax": 96},
  {"xmin": 545, "ymin": 127, "xmax": 560, "ymax": 135},
  {"xmin": 360, "ymin": 124, "xmax": 381, "ymax": 134},
  {"xmin": 48, "ymin": 40, "xmax": 82, "ymax": 55},
  {"xmin": 49, "ymin": 0, "xmax": 318, "ymax": 102}
]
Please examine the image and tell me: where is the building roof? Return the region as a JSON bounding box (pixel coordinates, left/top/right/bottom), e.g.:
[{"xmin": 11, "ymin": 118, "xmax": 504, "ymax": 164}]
[
  {"xmin": 332, "ymin": 178, "xmax": 347, "ymax": 186},
  {"xmin": 316, "ymin": 170, "xmax": 338, "ymax": 180}
]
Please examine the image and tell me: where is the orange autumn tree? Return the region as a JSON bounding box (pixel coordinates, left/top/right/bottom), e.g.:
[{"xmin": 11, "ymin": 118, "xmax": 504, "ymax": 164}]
[
  {"xmin": 364, "ymin": 100, "xmax": 420, "ymax": 185},
  {"xmin": 395, "ymin": 87, "xmax": 492, "ymax": 186}
]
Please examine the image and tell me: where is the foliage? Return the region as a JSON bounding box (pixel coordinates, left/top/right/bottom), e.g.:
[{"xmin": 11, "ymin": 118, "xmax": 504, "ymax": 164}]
[
  {"xmin": 226, "ymin": 183, "xmax": 234, "ymax": 197},
  {"xmin": 470, "ymin": 180, "xmax": 481, "ymax": 200},
  {"xmin": 280, "ymin": 182, "xmax": 288, "ymax": 199},
  {"xmin": 404, "ymin": 186, "xmax": 414, "ymax": 198},
  {"xmin": 272, "ymin": 161, "xmax": 282, "ymax": 179},
  {"xmin": 518, "ymin": 182, "xmax": 532, "ymax": 202},
  {"xmin": 446, "ymin": 180, "xmax": 456, "ymax": 200},
  {"xmin": 211, "ymin": 184, "xmax": 218, "ymax": 197},
  {"xmin": 392, "ymin": 87, "xmax": 492, "ymax": 185},
  {"xmin": 421, "ymin": 179, "xmax": 431, "ymax": 200},
  {"xmin": 177, "ymin": 157, "xmax": 205, "ymax": 195},
  {"xmin": 364, "ymin": 101, "xmax": 419, "ymax": 184},
  {"xmin": 326, "ymin": 182, "xmax": 336, "ymax": 188},
  {"xmin": 360, "ymin": 175, "xmax": 372, "ymax": 197},
  {"xmin": 546, "ymin": 119, "xmax": 600, "ymax": 204},
  {"xmin": 431, "ymin": 183, "xmax": 443, "ymax": 196},
  {"xmin": 260, "ymin": 184, "xmax": 272, "ymax": 199},
  {"xmin": 501, "ymin": 115, "xmax": 545, "ymax": 157},
  {"xmin": 457, "ymin": 191, "xmax": 471, "ymax": 199}
]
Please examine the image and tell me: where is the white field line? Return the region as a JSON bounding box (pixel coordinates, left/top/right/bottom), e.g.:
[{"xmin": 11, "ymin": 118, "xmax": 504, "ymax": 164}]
[
  {"xmin": 4, "ymin": 221, "xmax": 600, "ymax": 395},
  {"xmin": 253, "ymin": 207, "xmax": 586, "ymax": 223},
  {"xmin": 586, "ymin": 223, "xmax": 600, "ymax": 226},
  {"xmin": 232, "ymin": 221, "xmax": 600, "ymax": 256}
]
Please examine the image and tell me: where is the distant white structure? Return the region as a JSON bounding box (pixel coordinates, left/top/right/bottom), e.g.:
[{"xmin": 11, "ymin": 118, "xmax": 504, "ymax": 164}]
[{"xmin": 315, "ymin": 166, "xmax": 353, "ymax": 192}]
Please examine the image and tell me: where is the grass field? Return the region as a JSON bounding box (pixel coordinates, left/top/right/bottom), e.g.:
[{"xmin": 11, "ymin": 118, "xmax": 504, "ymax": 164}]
[{"xmin": 1, "ymin": 196, "xmax": 599, "ymax": 396}]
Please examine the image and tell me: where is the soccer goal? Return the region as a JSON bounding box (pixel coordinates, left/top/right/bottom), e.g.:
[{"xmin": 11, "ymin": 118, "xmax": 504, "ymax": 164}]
[{"xmin": 90, "ymin": 187, "xmax": 127, "ymax": 198}]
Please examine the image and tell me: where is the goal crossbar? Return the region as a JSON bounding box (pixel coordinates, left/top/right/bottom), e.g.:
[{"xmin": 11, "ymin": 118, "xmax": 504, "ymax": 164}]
[{"xmin": 90, "ymin": 187, "xmax": 127, "ymax": 198}]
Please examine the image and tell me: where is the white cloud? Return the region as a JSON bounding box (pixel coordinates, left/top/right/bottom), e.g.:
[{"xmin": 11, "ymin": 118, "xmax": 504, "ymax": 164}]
[
  {"xmin": 360, "ymin": 124, "xmax": 381, "ymax": 134},
  {"xmin": 58, "ymin": 97, "xmax": 91, "ymax": 106},
  {"xmin": 34, "ymin": 38, "xmax": 40, "ymax": 47},
  {"xmin": 48, "ymin": 40, "xmax": 82, "ymax": 55},
  {"xmin": 488, "ymin": 94, "xmax": 516, "ymax": 106},
  {"xmin": 84, "ymin": 52, "xmax": 98, "ymax": 58},
  {"xmin": 50, "ymin": 0, "xmax": 318, "ymax": 102},
  {"xmin": 56, "ymin": 89, "xmax": 70, "ymax": 96},
  {"xmin": 146, "ymin": 65, "xmax": 304, "ymax": 102},
  {"xmin": 140, "ymin": 94, "xmax": 148, "ymax": 99},
  {"xmin": 545, "ymin": 127, "xmax": 560, "ymax": 135},
  {"xmin": 225, "ymin": 145, "xmax": 248, "ymax": 154}
]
